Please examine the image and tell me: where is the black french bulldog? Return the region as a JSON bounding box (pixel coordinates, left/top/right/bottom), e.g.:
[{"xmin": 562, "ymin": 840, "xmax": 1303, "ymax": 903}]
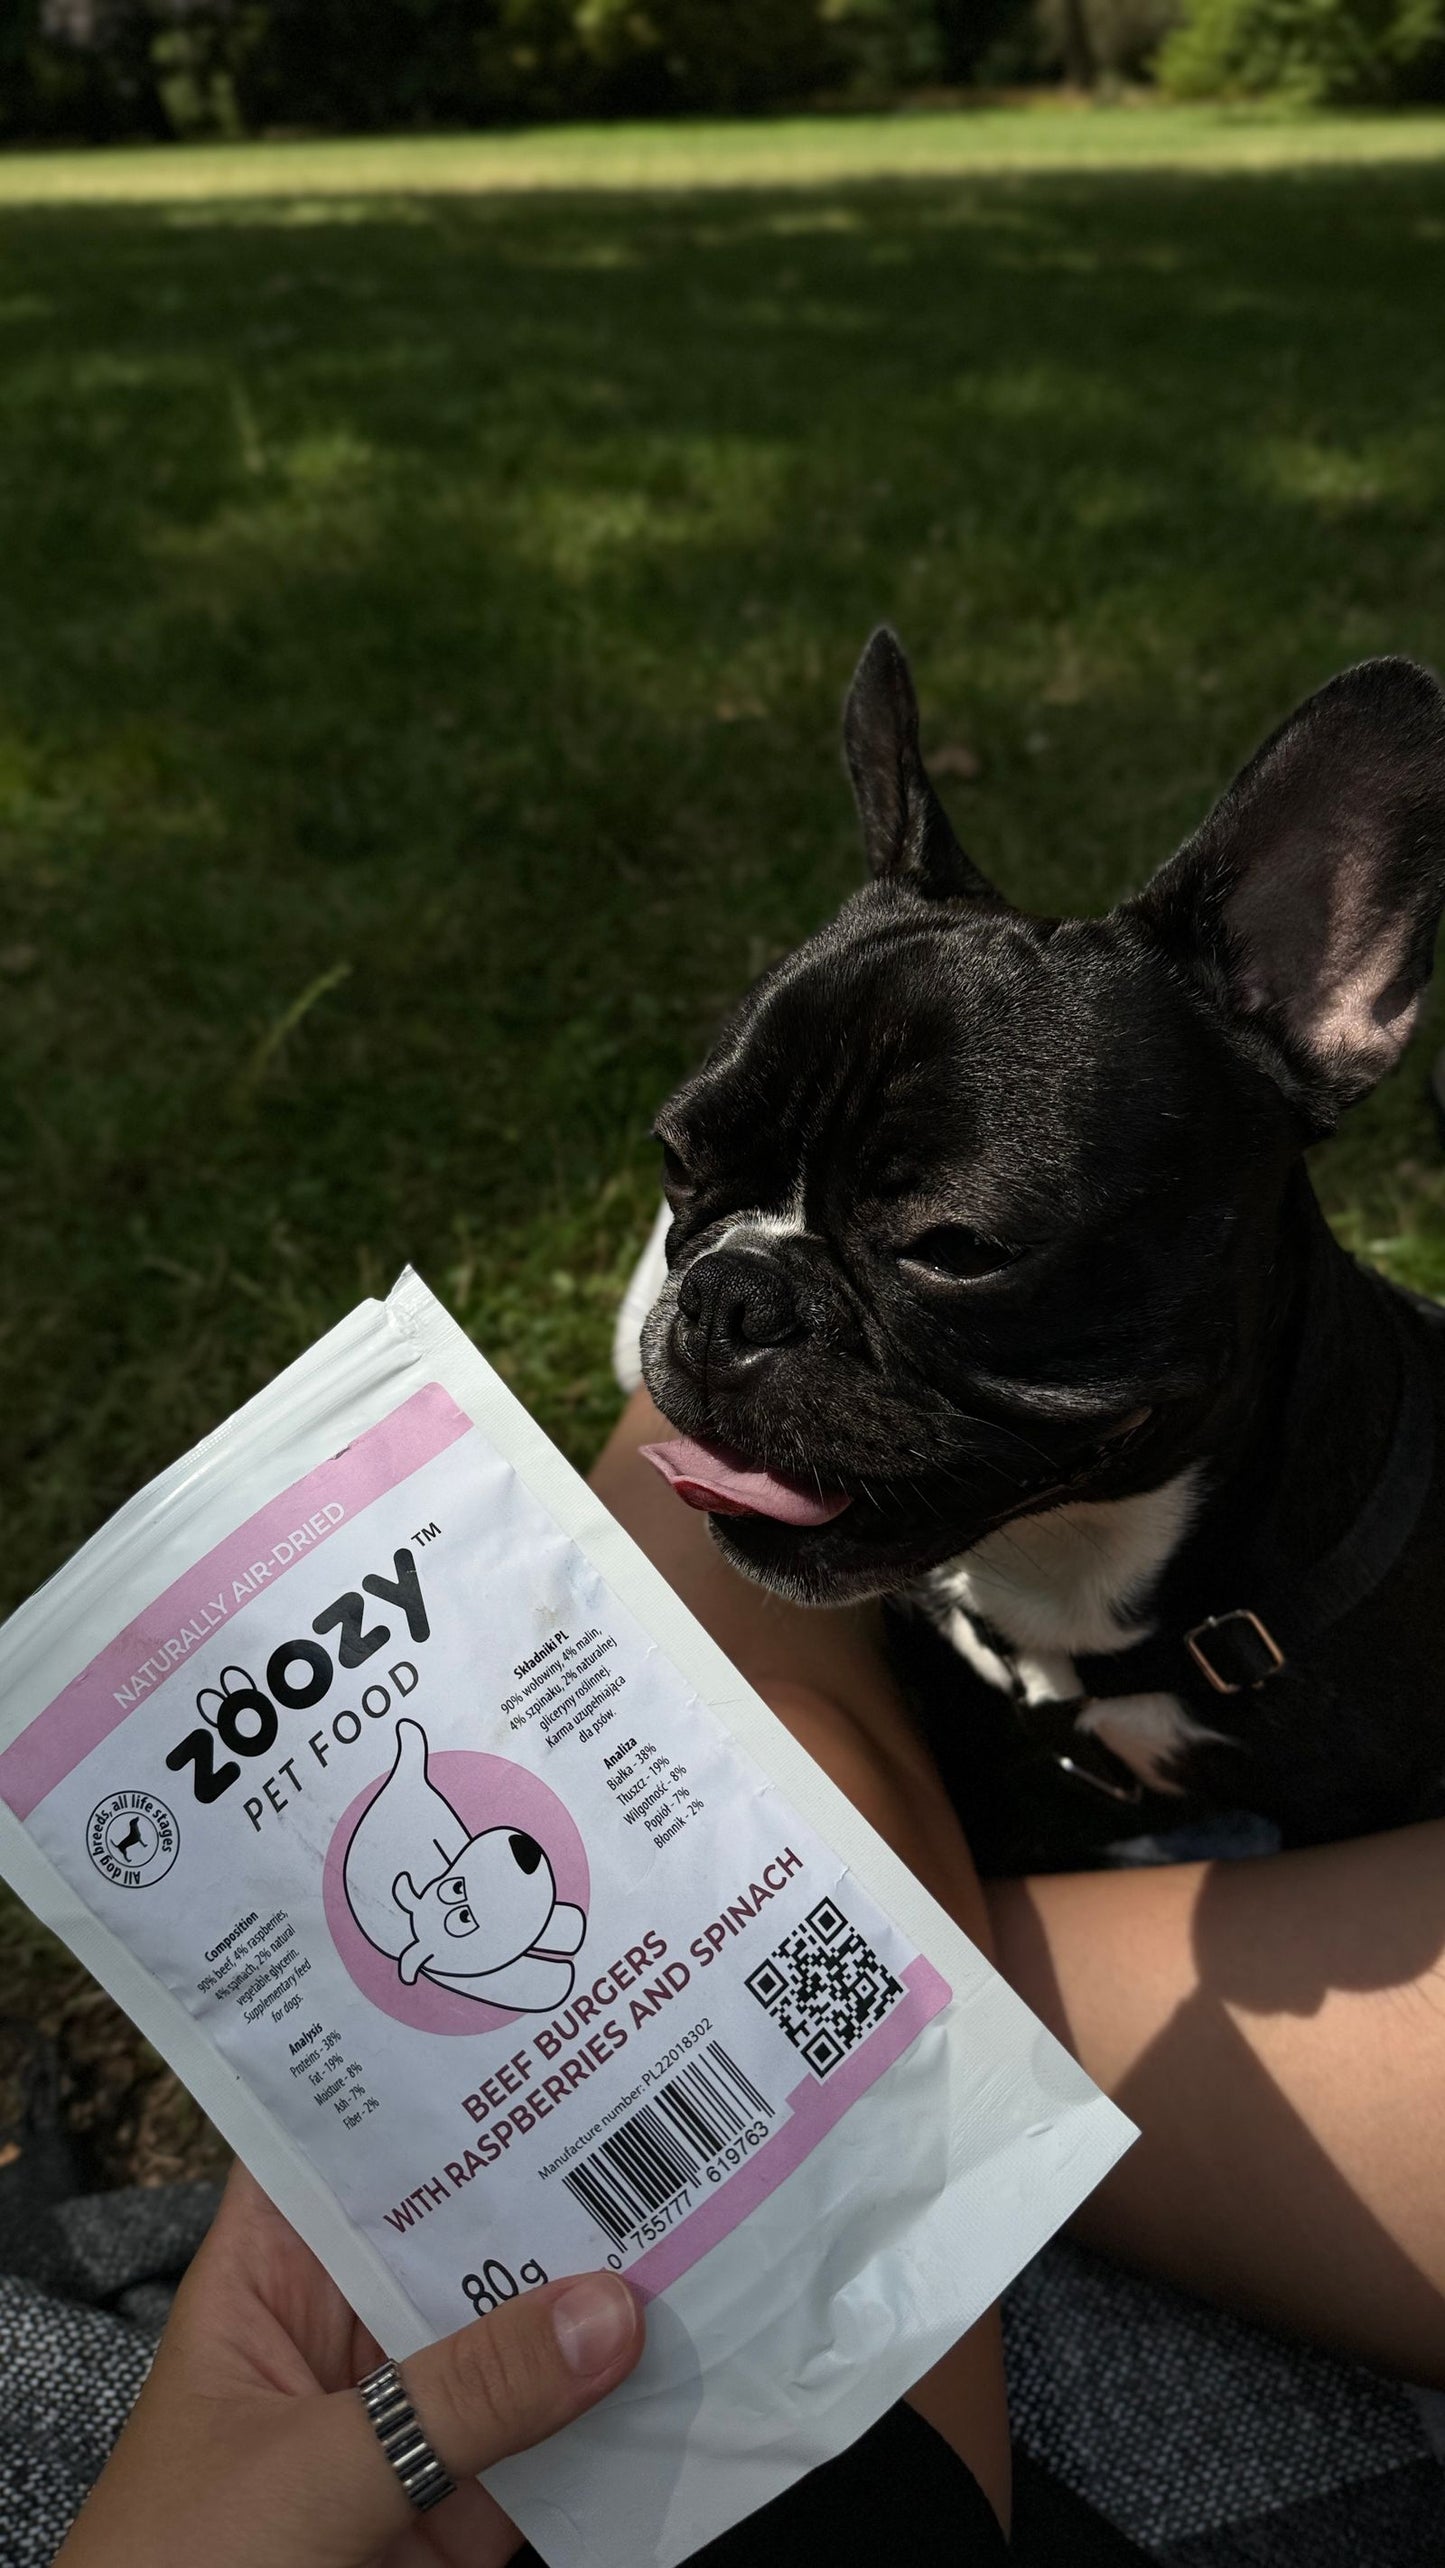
[{"xmin": 638, "ymin": 630, "xmax": 1445, "ymax": 1871}]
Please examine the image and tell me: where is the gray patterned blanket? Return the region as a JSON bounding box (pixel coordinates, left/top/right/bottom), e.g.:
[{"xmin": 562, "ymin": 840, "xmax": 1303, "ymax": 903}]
[{"xmin": 3, "ymin": 2163, "xmax": 1441, "ymax": 2568}]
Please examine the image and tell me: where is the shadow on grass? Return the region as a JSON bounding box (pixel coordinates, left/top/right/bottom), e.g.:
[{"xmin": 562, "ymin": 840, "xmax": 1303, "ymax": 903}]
[{"xmin": 4, "ymin": 162, "xmax": 1445, "ymax": 1609}]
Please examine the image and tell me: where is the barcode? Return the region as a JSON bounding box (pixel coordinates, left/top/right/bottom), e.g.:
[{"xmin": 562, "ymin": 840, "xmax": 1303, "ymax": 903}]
[
  {"xmin": 746, "ymin": 1897, "xmax": 903, "ymax": 2077},
  {"xmin": 563, "ymin": 2040, "xmax": 771, "ymax": 2247}
]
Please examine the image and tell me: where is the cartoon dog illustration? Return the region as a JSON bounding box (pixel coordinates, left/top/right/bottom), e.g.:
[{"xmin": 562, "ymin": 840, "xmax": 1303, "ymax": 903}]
[{"xmin": 342, "ymin": 1720, "xmax": 585, "ymax": 2009}]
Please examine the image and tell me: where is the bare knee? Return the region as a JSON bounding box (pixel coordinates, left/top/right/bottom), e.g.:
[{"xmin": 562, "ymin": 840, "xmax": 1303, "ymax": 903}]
[
  {"xmin": 759, "ymin": 1681, "xmax": 909, "ymax": 1821},
  {"xmin": 759, "ymin": 1681, "xmax": 994, "ymax": 1957}
]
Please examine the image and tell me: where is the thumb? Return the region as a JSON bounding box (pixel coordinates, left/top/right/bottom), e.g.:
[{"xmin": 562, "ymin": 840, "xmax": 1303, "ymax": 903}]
[
  {"xmin": 402, "ymin": 2272, "xmax": 643, "ymax": 2479},
  {"xmin": 303, "ymin": 2273, "xmax": 643, "ymax": 2559}
]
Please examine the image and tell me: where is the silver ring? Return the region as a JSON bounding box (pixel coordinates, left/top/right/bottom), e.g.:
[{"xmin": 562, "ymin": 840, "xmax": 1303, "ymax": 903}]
[{"xmin": 357, "ymin": 2358, "xmax": 457, "ymax": 2513}]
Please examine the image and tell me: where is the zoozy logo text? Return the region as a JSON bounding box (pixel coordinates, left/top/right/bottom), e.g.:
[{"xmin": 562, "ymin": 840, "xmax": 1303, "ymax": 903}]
[{"xmin": 164, "ymin": 1550, "xmax": 429, "ymax": 1806}]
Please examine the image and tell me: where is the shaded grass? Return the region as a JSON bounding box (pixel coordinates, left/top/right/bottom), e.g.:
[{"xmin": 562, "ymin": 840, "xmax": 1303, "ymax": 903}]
[
  {"xmin": 0, "ymin": 1903, "xmax": 229, "ymax": 2186},
  {"xmin": 4, "ymin": 128, "xmax": 1445, "ymax": 2160}
]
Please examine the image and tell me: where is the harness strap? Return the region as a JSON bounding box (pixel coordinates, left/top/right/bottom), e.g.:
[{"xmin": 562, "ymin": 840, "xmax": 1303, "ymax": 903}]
[{"xmin": 1013, "ymin": 1286, "xmax": 1438, "ymax": 1802}]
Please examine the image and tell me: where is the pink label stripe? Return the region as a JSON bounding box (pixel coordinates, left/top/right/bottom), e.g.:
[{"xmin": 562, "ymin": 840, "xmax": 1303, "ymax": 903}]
[
  {"xmin": 0, "ymin": 1382, "xmax": 472, "ymax": 1823},
  {"xmin": 627, "ymin": 1954, "xmax": 951, "ymax": 2302}
]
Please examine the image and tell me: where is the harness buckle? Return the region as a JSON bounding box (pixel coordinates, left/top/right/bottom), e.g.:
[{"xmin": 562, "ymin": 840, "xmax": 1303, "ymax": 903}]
[{"xmin": 1185, "ymin": 1608, "xmax": 1285, "ymax": 1695}]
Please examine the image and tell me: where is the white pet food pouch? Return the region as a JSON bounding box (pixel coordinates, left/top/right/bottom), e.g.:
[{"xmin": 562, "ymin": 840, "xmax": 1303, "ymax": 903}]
[{"xmin": 0, "ymin": 1270, "xmax": 1133, "ymax": 2568}]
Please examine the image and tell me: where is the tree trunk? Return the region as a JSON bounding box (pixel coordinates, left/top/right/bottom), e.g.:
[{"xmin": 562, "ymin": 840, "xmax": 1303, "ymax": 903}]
[{"xmin": 1058, "ymin": 0, "xmax": 1097, "ymax": 89}]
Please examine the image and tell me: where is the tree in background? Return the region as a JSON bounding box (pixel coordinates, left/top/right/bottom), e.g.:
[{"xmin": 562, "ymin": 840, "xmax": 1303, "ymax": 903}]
[
  {"xmin": 8, "ymin": 0, "xmax": 1445, "ymax": 139},
  {"xmin": 460, "ymin": 0, "xmax": 849, "ymax": 121},
  {"xmin": 230, "ymin": 0, "xmax": 501, "ymax": 133},
  {"xmin": 2, "ymin": 0, "xmax": 171, "ymax": 138},
  {"xmin": 1036, "ymin": 0, "xmax": 1182, "ymax": 83},
  {"xmin": 472, "ymin": 0, "xmax": 946, "ymax": 120},
  {"xmin": 1056, "ymin": 0, "xmax": 1098, "ymax": 81},
  {"xmin": 928, "ymin": 0, "xmax": 1029, "ymax": 80},
  {"xmin": 0, "ymin": 0, "xmax": 953, "ymax": 137},
  {"xmin": 822, "ymin": 0, "xmax": 944, "ymax": 95},
  {"xmin": 1159, "ymin": 0, "xmax": 1445, "ymax": 98}
]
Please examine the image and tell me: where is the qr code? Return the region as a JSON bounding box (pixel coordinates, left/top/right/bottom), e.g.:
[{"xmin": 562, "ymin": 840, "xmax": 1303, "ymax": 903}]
[{"xmin": 745, "ymin": 1897, "xmax": 903, "ymax": 2077}]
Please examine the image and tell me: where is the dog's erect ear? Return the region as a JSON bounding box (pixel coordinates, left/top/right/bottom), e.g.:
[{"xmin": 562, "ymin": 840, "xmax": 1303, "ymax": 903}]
[
  {"xmin": 843, "ymin": 628, "xmax": 1003, "ymax": 904},
  {"xmin": 1130, "ymin": 657, "xmax": 1445, "ymax": 1122}
]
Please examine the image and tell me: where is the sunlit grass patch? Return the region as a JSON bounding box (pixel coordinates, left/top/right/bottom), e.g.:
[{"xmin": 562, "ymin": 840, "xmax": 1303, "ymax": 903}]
[{"xmin": 5, "ymin": 107, "xmax": 1445, "ymax": 207}]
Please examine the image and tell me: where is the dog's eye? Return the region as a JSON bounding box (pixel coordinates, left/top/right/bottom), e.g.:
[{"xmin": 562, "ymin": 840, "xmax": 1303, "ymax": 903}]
[
  {"xmin": 899, "ymin": 1224, "xmax": 1017, "ymax": 1283},
  {"xmin": 444, "ymin": 1905, "xmax": 479, "ymax": 1937},
  {"xmin": 658, "ymin": 1140, "xmax": 693, "ymax": 1194}
]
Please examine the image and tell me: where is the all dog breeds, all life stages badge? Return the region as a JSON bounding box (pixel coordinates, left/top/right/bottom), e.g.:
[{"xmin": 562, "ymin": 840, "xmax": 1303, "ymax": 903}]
[
  {"xmin": 86, "ymin": 1790, "xmax": 180, "ymax": 1889},
  {"xmin": 0, "ymin": 1274, "xmax": 1135, "ymax": 2568}
]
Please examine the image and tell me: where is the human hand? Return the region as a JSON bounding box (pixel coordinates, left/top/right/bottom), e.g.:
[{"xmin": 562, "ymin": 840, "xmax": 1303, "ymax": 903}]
[{"xmin": 55, "ymin": 2160, "xmax": 643, "ymax": 2568}]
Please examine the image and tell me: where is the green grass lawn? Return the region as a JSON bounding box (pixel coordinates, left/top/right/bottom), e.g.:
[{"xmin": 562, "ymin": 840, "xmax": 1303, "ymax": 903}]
[
  {"xmin": 10, "ymin": 102, "xmax": 1445, "ymax": 203},
  {"xmin": 5, "ymin": 104, "xmax": 1445, "ymax": 2155},
  {"xmin": 7, "ymin": 99, "xmax": 1445, "ymax": 1602}
]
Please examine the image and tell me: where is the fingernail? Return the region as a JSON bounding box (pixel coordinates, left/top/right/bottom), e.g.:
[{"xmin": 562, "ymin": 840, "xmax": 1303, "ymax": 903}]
[{"xmin": 552, "ymin": 2274, "xmax": 637, "ymax": 2376}]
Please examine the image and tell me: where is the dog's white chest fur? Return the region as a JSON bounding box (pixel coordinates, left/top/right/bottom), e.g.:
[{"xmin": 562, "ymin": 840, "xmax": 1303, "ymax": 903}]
[{"xmin": 921, "ymin": 1468, "xmax": 1228, "ymax": 1792}]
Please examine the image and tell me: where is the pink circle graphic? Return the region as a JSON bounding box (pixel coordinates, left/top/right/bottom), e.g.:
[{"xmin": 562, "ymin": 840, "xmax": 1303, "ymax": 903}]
[{"xmin": 323, "ymin": 1749, "xmax": 590, "ymax": 2036}]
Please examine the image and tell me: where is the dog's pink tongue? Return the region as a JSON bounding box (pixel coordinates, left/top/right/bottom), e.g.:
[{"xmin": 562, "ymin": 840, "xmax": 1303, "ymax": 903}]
[{"xmin": 640, "ymin": 1436, "xmax": 851, "ymax": 1527}]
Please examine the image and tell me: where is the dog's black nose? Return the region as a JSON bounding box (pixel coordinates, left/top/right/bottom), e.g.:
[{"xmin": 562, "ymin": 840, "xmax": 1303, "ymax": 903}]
[
  {"xmin": 674, "ymin": 1251, "xmax": 801, "ymax": 1377},
  {"xmin": 509, "ymin": 1832, "xmax": 543, "ymax": 1874}
]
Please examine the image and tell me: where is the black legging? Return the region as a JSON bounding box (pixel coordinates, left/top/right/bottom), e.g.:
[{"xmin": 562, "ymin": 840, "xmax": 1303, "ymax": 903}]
[{"xmin": 611, "ymin": 2400, "xmax": 1148, "ymax": 2565}]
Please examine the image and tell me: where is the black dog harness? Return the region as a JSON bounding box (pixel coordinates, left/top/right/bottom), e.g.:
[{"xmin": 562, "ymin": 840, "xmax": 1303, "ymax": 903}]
[{"xmin": 996, "ymin": 1292, "xmax": 1439, "ymax": 1805}]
